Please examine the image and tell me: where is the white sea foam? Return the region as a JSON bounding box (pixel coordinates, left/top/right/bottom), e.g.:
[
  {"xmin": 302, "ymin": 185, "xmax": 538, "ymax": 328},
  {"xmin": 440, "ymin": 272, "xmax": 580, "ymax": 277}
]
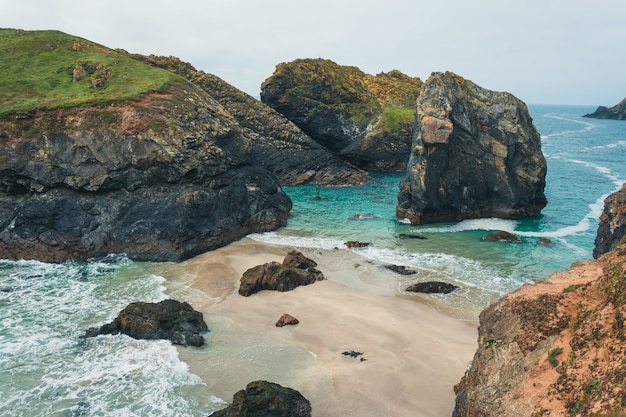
[{"xmin": 417, "ymin": 218, "xmax": 519, "ymax": 234}]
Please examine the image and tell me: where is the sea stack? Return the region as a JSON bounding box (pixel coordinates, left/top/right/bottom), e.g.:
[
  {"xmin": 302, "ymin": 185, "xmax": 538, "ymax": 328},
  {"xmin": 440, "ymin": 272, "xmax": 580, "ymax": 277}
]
[{"xmin": 396, "ymin": 71, "xmax": 547, "ymax": 224}]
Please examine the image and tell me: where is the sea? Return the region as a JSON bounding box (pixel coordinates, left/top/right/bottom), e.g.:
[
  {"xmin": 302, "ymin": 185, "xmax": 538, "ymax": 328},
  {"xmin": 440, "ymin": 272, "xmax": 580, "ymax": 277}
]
[{"xmin": 1, "ymin": 104, "xmax": 625, "ymax": 416}]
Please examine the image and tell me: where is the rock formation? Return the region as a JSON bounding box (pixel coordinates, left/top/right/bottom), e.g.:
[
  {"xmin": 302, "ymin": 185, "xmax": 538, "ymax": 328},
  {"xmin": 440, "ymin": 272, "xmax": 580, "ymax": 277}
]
[
  {"xmin": 127, "ymin": 54, "xmax": 366, "ymax": 185},
  {"xmin": 397, "ymin": 71, "xmax": 547, "ymax": 224},
  {"xmin": 238, "ymin": 250, "xmax": 324, "ymax": 296},
  {"xmin": 453, "ymin": 185, "xmax": 626, "ymax": 417},
  {"xmin": 260, "ymin": 58, "xmax": 423, "ymax": 171},
  {"xmin": 82, "ymin": 299, "xmax": 209, "ymax": 347},
  {"xmin": 0, "ymin": 30, "xmax": 293, "ymax": 262},
  {"xmin": 583, "ymin": 97, "xmax": 626, "ymax": 120},
  {"xmin": 406, "ymin": 281, "xmax": 458, "ymax": 294},
  {"xmin": 594, "ymin": 183, "xmax": 626, "ymax": 258},
  {"xmin": 211, "ymin": 380, "xmax": 312, "ymax": 417}
]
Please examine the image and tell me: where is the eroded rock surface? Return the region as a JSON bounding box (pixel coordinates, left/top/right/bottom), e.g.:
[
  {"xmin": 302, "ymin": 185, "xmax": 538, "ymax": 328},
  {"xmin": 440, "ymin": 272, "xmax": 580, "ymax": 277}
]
[{"xmin": 397, "ymin": 71, "xmax": 547, "ymax": 224}]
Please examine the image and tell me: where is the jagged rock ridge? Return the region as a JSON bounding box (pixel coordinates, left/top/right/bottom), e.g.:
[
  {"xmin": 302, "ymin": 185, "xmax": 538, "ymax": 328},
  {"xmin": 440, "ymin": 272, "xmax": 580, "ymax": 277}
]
[
  {"xmin": 453, "ymin": 184, "xmax": 626, "ymax": 417},
  {"xmin": 260, "ymin": 58, "xmax": 423, "ymax": 171},
  {"xmin": 594, "ymin": 183, "xmax": 626, "ymax": 258},
  {"xmin": 397, "ymin": 71, "xmax": 547, "ymax": 224},
  {"xmin": 126, "ymin": 54, "xmax": 366, "ymax": 185}
]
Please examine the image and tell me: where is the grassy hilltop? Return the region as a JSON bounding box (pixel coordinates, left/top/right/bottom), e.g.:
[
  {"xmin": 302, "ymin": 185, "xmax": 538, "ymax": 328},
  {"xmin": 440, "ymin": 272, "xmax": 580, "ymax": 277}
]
[{"xmin": 0, "ymin": 29, "xmax": 181, "ymax": 116}]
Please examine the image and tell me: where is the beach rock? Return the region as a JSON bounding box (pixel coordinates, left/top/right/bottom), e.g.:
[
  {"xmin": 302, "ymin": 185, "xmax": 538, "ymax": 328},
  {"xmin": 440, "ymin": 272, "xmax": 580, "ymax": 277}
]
[
  {"xmin": 238, "ymin": 251, "xmax": 324, "ymax": 296},
  {"xmin": 453, "ymin": 243, "xmax": 626, "ymax": 415},
  {"xmin": 211, "ymin": 380, "xmax": 312, "ymax": 417},
  {"xmin": 482, "ymin": 231, "xmax": 523, "ymax": 243},
  {"xmin": 406, "ymin": 281, "xmax": 459, "ymax": 294},
  {"xmin": 593, "ymin": 182, "xmax": 626, "ymax": 258},
  {"xmin": 260, "ymin": 58, "xmax": 422, "ymax": 171},
  {"xmin": 537, "ymin": 237, "xmax": 553, "ymax": 245},
  {"xmin": 0, "ymin": 37, "xmax": 293, "ymax": 262},
  {"xmin": 82, "ymin": 299, "xmax": 209, "ymax": 347},
  {"xmin": 583, "ymin": 97, "xmax": 626, "ymax": 120},
  {"xmin": 344, "ymin": 241, "xmax": 370, "ymax": 248},
  {"xmin": 397, "ymin": 71, "xmax": 547, "ymax": 225},
  {"xmin": 129, "ymin": 54, "xmax": 366, "ymax": 186},
  {"xmin": 385, "ymin": 264, "xmax": 417, "ymax": 275},
  {"xmin": 275, "ymin": 313, "xmax": 299, "ymax": 327}
]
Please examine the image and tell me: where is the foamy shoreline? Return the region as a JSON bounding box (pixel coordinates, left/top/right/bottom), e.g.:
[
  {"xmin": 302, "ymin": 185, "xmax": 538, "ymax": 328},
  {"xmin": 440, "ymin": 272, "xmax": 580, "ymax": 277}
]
[{"xmin": 166, "ymin": 237, "xmax": 479, "ymax": 417}]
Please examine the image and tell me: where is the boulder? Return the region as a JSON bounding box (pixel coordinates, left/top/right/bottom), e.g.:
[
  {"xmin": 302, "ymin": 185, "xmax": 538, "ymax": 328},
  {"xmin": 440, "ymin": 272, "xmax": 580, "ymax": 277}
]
[
  {"xmin": 397, "ymin": 71, "xmax": 547, "ymax": 225},
  {"xmin": 260, "ymin": 58, "xmax": 423, "ymax": 171},
  {"xmin": 583, "ymin": 97, "xmax": 626, "ymax": 120},
  {"xmin": 344, "ymin": 241, "xmax": 370, "ymax": 248},
  {"xmin": 482, "ymin": 231, "xmax": 523, "ymax": 243},
  {"xmin": 239, "ymin": 250, "xmax": 324, "ymax": 296},
  {"xmin": 82, "ymin": 299, "xmax": 209, "ymax": 347},
  {"xmin": 275, "ymin": 313, "xmax": 299, "ymax": 327},
  {"xmin": 385, "ymin": 264, "xmax": 417, "ymax": 275},
  {"xmin": 211, "ymin": 380, "xmax": 312, "ymax": 417},
  {"xmin": 406, "ymin": 281, "xmax": 459, "ymax": 294},
  {"xmin": 593, "ymin": 182, "xmax": 626, "ymax": 258}
]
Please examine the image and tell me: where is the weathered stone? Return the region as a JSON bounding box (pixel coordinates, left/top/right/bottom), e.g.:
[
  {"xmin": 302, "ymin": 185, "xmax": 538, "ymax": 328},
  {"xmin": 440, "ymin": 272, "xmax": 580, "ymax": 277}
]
[
  {"xmin": 406, "ymin": 281, "xmax": 459, "ymax": 294},
  {"xmin": 260, "ymin": 58, "xmax": 422, "ymax": 172},
  {"xmin": 385, "ymin": 264, "xmax": 417, "ymax": 275},
  {"xmin": 583, "ymin": 97, "xmax": 626, "ymax": 120},
  {"xmin": 593, "ymin": 182, "xmax": 626, "ymax": 258},
  {"xmin": 211, "ymin": 380, "xmax": 312, "ymax": 417},
  {"xmin": 82, "ymin": 299, "xmax": 209, "ymax": 347},
  {"xmin": 239, "ymin": 251, "xmax": 324, "ymax": 296},
  {"xmin": 397, "ymin": 71, "xmax": 547, "ymax": 225},
  {"xmin": 275, "ymin": 313, "xmax": 299, "ymax": 327},
  {"xmin": 344, "ymin": 241, "xmax": 370, "ymax": 248},
  {"xmin": 482, "ymin": 231, "xmax": 523, "ymax": 243}
]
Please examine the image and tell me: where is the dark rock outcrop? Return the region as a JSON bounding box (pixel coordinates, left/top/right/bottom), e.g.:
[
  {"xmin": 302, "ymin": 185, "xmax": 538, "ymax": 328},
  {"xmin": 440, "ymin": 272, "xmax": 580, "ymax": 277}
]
[
  {"xmin": 238, "ymin": 250, "xmax": 324, "ymax": 296},
  {"xmin": 397, "ymin": 71, "xmax": 547, "ymax": 225},
  {"xmin": 583, "ymin": 97, "xmax": 626, "ymax": 120},
  {"xmin": 127, "ymin": 54, "xmax": 366, "ymax": 185},
  {"xmin": 0, "ymin": 87, "xmax": 291, "ymax": 262},
  {"xmin": 211, "ymin": 380, "xmax": 312, "ymax": 417},
  {"xmin": 82, "ymin": 299, "xmax": 208, "ymax": 347},
  {"xmin": 260, "ymin": 58, "xmax": 422, "ymax": 171},
  {"xmin": 482, "ymin": 231, "xmax": 523, "ymax": 243},
  {"xmin": 593, "ymin": 183, "xmax": 626, "ymax": 258},
  {"xmin": 344, "ymin": 241, "xmax": 370, "ymax": 248},
  {"xmin": 406, "ymin": 281, "xmax": 459, "ymax": 294},
  {"xmin": 384, "ymin": 264, "xmax": 417, "ymax": 275}
]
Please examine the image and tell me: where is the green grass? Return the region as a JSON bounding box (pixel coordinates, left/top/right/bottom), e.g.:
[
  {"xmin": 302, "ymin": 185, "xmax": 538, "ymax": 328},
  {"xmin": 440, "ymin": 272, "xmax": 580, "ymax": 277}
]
[
  {"xmin": 547, "ymin": 347, "xmax": 563, "ymax": 367},
  {"xmin": 377, "ymin": 106, "xmax": 415, "ymax": 132},
  {"xmin": 0, "ymin": 29, "xmax": 181, "ymax": 116}
]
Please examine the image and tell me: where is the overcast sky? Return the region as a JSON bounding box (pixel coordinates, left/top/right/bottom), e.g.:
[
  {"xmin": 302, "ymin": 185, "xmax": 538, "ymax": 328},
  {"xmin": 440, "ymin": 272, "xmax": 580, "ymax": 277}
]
[{"xmin": 2, "ymin": 0, "xmax": 625, "ymax": 105}]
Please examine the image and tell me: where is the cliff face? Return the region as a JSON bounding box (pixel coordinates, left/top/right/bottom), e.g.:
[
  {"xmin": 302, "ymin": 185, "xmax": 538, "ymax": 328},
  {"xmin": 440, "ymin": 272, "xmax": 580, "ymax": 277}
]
[
  {"xmin": 260, "ymin": 58, "xmax": 423, "ymax": 171},
  {"xmin": 594, "ymin": 183, "xmax": 626, "ymax": 258},
  {"xmin": 453, "ymin": 185, "xmax": 626, "ymax": 417},
  {"xmin": 0, "ymin": 86, "xmax": 292, "ymax": 262},
  {"xmin": 584, "ymin": 98, "xmax": 626, "ymax": 120},
  {"xmin": 396, "ymin": 72, "xmax": 547, "ymax": 224},
  {"xmin": 128, "ymin": 54, "xmax": 366, "ymax": 185}
]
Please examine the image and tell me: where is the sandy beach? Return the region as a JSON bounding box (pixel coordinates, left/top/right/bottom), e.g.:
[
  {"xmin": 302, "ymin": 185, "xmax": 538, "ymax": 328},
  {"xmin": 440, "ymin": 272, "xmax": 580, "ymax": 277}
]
[{"xmin": 164, "ymin": 238, "xmax": 479, "ymax": 417}]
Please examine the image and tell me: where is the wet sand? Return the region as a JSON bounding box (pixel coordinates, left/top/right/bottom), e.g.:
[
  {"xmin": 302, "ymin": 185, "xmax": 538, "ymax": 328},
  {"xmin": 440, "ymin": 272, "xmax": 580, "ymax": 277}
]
[{"xmin": 166, "ymin": 238, "xmax": 478, "ymax": 417}]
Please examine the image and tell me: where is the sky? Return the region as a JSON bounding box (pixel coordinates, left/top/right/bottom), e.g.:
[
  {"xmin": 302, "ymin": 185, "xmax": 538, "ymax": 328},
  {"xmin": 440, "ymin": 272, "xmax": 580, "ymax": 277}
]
[{"xmin": 2, "ymin": 0, "xmax": 625, "ymax": 106}]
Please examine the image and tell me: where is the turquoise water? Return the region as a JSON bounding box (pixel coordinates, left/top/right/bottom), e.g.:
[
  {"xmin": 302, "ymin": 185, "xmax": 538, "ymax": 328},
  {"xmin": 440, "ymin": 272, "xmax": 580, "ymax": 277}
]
[{"xmin": 1, "ymin": 104, "xmax": 625, "ymax": 415}]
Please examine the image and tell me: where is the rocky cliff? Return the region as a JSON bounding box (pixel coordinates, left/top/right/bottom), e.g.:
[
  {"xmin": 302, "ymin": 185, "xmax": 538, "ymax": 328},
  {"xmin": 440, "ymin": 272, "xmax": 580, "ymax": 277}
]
[
  {"xmin": 260, "ymin": 58, "xmax": 423, "ymax": 171},
  {"xmin": 126, "ymin": 54, "xmax": 366, "ymax": 185},
  {"xmin": 594, "ymin": 183, "xmax": 626, "ymax": 259},
  {"xmin": 453, "ymin": 184, "xmax": 626, "ymax": 417},
  {"xmin": 0, "ymin": 30, "xmax": 292, "ymax": 262},
  {"xmin": 396, "ymin": 71, "xmax": 547, "ymax": 224},
  {"xmin": 584, "ymin": 98, "xmax": 626, "ymax": 120}
]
